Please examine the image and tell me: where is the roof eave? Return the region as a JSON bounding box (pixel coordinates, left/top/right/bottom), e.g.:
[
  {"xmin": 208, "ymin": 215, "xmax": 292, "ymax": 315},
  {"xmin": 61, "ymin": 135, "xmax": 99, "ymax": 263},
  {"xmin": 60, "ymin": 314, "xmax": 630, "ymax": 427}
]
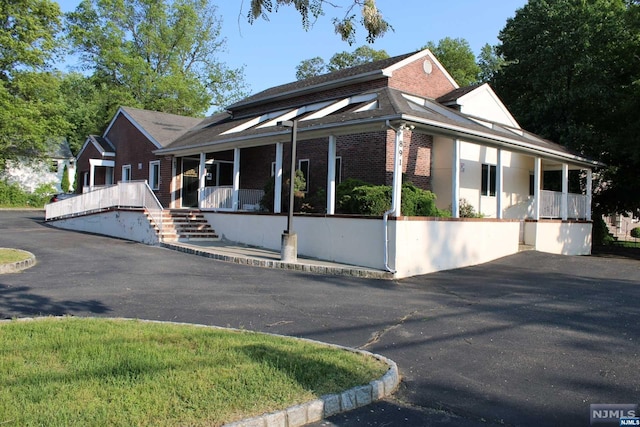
[{"xmin": 399, "ymin": 114, "xmax": 602, "ymax": 168}]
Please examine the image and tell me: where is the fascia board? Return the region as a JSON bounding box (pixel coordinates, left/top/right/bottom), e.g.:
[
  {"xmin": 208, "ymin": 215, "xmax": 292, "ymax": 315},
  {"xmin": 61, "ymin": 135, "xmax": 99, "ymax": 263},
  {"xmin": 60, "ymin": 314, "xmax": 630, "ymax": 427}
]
[{"xmin": 401, "ymin": 114, "xmax": 602, "ymax": 168}]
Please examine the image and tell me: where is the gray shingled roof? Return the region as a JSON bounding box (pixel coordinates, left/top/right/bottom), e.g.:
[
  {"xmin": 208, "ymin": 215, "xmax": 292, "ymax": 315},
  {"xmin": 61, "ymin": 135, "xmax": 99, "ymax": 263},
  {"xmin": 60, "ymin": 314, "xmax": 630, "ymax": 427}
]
[
  {"xmin": 120, "ymin": 107, "xmax": 203, "ymax": 147},
  {"xmin": 89, "ymin": 135, "xmax": 115, "ymax": 153},
  {"xmin": 227, "ymin": 51, "xmax": 418, "ymax": 110},
  {"xmin": 158, "ymin": 86, "xmax": 598, "ymax": 167},
  {"xmin": 436, "ymin": 84, "xmax": 483, "ymax": 105}
]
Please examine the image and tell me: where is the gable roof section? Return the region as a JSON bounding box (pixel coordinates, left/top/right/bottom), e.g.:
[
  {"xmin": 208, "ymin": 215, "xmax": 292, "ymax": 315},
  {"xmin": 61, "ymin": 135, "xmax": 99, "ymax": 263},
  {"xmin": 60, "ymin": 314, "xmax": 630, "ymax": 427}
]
[
  {"xmin": 228, "ymin": 49, "xmax": 458, "ymax": 112},
  {"xmin": 438, "ymin": 83, "xmax": 520, "ymax": 128},
  {"xmin": 103, "ymin": 106, "xmax": 203, "ymax": 149},
  {"xmin": 76, "ymin": 135, "xmax": 116, "ymax": 160}
]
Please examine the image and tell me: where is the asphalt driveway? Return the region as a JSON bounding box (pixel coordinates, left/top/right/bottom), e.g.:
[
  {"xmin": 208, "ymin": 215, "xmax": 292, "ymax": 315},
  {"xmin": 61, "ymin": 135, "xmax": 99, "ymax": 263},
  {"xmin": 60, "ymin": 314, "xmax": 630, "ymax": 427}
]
[{"xmin": 1, "ymin": 210, "xmax": 638, "ymax": 426}]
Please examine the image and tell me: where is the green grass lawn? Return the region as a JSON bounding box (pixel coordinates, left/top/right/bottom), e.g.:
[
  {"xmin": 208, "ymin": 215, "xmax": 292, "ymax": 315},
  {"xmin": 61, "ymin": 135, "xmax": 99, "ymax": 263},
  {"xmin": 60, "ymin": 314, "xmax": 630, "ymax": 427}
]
[
  {"xmin": 0, "ymin": 248, "xmax": 31, "ymax": 264},
  {"xmin": 0, "ymin": 317, "xmax": 388, "ymax": 427}
]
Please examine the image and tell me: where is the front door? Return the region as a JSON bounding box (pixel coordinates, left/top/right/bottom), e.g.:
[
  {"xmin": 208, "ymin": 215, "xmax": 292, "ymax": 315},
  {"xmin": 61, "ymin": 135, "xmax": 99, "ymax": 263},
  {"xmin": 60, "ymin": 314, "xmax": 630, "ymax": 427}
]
[{"xmin": 181, "ymin": 158, "xmax": 200, "ymax": 208}]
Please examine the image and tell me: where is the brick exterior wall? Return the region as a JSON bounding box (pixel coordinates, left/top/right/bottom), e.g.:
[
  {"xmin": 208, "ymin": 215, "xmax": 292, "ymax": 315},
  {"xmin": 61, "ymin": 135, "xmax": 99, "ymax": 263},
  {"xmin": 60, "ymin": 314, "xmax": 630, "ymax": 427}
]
[
  {"xmin": 104, "ymin": 115, "xmax": 172, "ymax": 206},
  {"xmin": 76, "ymin": 141, "xmax": 111, "ymax": 192},
  {"xmin": 388, "ymin": 56, "xmax": 457, "ymax": 99}
]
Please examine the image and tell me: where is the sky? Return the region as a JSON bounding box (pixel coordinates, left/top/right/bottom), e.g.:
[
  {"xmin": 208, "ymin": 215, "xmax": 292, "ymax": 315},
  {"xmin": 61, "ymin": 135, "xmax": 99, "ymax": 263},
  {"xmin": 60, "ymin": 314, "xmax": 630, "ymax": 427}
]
[{"xmin": 55, "ymin": 0, "xmax": 528, "ymax": 96}]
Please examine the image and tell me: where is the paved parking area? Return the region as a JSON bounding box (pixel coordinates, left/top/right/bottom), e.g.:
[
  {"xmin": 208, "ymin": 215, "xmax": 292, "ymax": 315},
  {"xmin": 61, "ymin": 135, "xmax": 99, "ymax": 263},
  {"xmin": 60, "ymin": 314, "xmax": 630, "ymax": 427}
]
[{"xmin": 1, "ymin": 210, "xmax": 638, "ymax": 426}]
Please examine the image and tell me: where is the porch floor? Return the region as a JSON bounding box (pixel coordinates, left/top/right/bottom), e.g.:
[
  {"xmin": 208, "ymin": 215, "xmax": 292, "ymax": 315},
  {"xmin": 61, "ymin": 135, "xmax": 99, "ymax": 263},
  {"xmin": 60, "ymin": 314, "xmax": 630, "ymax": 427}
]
[{"xmin": 160, "ymin": 240, "xmax": 393, "ymax": 280}]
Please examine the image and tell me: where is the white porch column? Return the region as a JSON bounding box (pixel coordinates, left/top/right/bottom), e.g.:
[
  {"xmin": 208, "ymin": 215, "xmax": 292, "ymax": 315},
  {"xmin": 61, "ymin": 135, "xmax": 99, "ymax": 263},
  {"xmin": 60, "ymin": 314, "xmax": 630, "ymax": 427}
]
[
  {"xmin": 89, "ymin": 163, "xmax": 95, "ymax": 189},
  {"xmin": 198, "ymin": 152, "xmax": 206, "ymax": 209},
  {"xmin": 451, "ymin": 138, "xmax": 461, "ymax": 218},
  {"xmin": 170, "ymin": 157, "xmax": 177, "ymax": 208},
  {"xmin": 232, "ymin": 148, "xmax": 240, "ymax": 211},
  {"xmin": 391, "ymin": 127, "xmax": 404, "ymax": 216},
  {"xmin": 327, "ymin": 135, "xmax": 337, "ymax": 215},
  {"xmin": 274, "ymin": 143, "xmax": 283, "ymax": 214},
  {"xmin": 561, "ymin": 163, "xmax": 569, "ymax": 220},
  {"xmin": 586, "ymin": 169, "xmax": 593, "ymax": 221},
  {"xmin": 496, "ymin": 148, "xmax": 503, "ymax": 219},
  {"xmin": 533, "ymin": 157, "xmax": 541, "ymax": 220}
]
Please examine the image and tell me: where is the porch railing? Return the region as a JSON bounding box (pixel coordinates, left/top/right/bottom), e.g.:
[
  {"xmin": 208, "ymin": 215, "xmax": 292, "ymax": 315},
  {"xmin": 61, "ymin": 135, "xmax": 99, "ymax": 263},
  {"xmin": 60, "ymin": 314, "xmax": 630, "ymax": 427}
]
[
  {"xmin": 46, "ymin": 181, "xmax": 164, "ymax": 230},
  {"xmin": 200, "ymin": 186, "xmax": 264, "ymax": 211},
  {"xmin": 540, "ymin": 190, "xmax": 589, "ymax": 219}
]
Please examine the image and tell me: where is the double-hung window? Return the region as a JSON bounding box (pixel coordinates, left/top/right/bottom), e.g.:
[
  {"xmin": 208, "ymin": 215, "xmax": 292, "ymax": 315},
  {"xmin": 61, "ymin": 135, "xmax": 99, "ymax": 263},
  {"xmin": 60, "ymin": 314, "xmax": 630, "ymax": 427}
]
[
  {"xmin": 481, "ymin": 164, "xmax": 497, "ymax": 197},
  {"xmin": 149, "ymin": 161, "xmax": 160, "ymax": 190}
]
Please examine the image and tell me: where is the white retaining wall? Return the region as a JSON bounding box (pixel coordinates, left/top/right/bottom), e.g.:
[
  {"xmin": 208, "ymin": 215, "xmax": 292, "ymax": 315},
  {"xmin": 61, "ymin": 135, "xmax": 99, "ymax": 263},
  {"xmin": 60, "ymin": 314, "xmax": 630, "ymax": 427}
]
[
  {"xmin": 391, "ymin": 219, "xmax": 520, "ymax": 277},
  {"xmin": 524, "ymin": 220, "xmax": 592, "ymax": 255},
  {"xmin": 51, "ymin": 210, "xmax": 159, "ymax": 245}
]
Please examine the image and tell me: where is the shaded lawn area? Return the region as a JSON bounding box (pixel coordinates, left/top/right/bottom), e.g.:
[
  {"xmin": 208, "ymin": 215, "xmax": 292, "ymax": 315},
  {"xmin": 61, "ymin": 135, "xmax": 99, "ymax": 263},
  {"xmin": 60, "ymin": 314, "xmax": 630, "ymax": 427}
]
[{"xmin": 0, "ymin": 317, "xmax": 388, "ymax": 427}]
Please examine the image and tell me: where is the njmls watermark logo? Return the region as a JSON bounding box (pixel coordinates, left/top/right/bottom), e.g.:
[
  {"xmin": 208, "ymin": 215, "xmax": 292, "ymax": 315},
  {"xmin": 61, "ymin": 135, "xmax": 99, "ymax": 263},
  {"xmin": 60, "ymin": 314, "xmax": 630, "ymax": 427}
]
[{"xmin": 590, "ymin": 404, "xmax": 639, "ymax": 426}]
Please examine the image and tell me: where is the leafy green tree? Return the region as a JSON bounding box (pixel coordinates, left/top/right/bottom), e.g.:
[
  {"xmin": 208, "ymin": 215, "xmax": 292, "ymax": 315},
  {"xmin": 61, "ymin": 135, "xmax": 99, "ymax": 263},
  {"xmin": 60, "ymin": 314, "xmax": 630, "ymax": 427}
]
[
  {"xmin": 66, "ymin": 0, "xmax": 248, "ymax": 116},
  {"xmin": 61, "ymin": 164, "xmax": 70, "ymax": 192},
  {"xmin": 0, "ymin": 0, "xmax": 68, "ymax": 166},
  {"xmin": 477, "ymin": 43, "xmax": 504, "ymax": 83},
  {"xmin": 424, "ymin": 37, "xmax": 481, "ymax": 86},
  {"xmin": 494, "ymin": 0, "xmax": 640, "ymax": 216},
  {"xmin": 247, "ymin": 0, "xmax": 391, "ymax": 44},
  {"xmin": 295, "ymin": 45, "xmax": 389, "ymax": 80}
]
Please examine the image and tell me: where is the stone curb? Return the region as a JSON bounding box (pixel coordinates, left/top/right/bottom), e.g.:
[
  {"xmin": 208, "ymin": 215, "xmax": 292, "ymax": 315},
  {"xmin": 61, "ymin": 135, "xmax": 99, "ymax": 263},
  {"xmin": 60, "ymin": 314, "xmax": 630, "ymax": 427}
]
[
  {"xmin": 2, "ymin": 317, "xmax": 401, "ymax": 427},
  {"xmin": 0, "ymin": 248, "xmax": 36, "ymax": 274},
  {"xmin": 160, "ymin": 242, "xmax": 394, "ymax": 280}
]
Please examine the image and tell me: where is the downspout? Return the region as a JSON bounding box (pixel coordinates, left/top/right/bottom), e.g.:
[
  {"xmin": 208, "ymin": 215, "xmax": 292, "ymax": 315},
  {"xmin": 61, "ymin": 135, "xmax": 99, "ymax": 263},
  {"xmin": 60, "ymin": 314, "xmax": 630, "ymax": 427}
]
[{"xmin": 383, "ymin": 120, "xmax": 405, "ymax": 273}]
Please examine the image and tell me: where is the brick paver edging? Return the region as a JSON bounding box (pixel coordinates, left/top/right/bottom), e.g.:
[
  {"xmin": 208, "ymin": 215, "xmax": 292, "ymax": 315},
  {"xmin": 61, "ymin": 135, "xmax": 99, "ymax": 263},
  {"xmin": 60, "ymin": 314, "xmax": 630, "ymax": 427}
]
[
  {"xmin": 161, "ymin": 242, "xmax": 394, "ymax": 280},
  {"xmin": 0, "ymin": 248, "xmax": 36, "ymax": 274},
  {"xmin": 2, "ymin": 317, "xmax": 400, "ymax": 427}
]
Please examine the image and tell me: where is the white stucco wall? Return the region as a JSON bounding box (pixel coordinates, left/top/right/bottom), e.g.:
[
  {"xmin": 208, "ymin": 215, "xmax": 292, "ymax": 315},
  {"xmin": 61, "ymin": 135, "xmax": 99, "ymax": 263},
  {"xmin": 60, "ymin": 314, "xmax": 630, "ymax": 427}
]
[
  {"xmin": 525, "ymin": 220, "xmax": 592, "ymax": 255},
  {"xmin": 204, "ymin": 213, "xmax": 385, "ymax": 270},
  {"xmin": 391, "ymin": 218, "xmax": 520, "ymax": 277},
  {"xmin": 431, "ymin": 137, "xmax": 533, "ymax": 219},
  {"xmin": 50, "ymin": 210, "xmax": 158, "ymax": 245}
]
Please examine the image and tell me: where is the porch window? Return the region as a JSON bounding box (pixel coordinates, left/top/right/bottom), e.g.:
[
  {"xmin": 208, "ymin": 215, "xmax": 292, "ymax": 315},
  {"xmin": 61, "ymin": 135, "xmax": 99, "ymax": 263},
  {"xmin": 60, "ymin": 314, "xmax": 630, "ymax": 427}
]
[
  {"xmin": 335, "ymin": 157, "xmax": 342, "ymax": 184},
  {"xmin": 122, "ymin": 165, "xmax": 131, "ymax": 182},
  {"xmin": 149, "ymin": 160, "xmax": 160, "ymax": 190},
  {"xmin": 298, "ymin": 159, "xmax": 309, "ymax": 192},
  {"xmin": 481, "ymin": 164, "xmax": 496, "ymax": 197}
]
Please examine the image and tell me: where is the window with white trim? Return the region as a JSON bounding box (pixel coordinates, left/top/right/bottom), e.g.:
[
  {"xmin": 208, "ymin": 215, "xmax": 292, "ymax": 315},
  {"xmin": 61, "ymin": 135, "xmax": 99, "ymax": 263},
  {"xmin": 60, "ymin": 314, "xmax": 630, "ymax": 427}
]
[
  {"xmin": 298, "ymin": 159, "xmax": 309, "ymax": 192},
  {"xmin": 149, "ymin": 160, "xmax": 160, "ymax": 190},
  {"xmin": 335, "ymin": 157, "xmax": 342, "ymax": 184},
  {"xmin": 481, "ymin": 164, "xmax": 496, "ymax": 197},
  {"xmin": 122, "ymin": 165, "xmax": 131, "ymax": 182}
]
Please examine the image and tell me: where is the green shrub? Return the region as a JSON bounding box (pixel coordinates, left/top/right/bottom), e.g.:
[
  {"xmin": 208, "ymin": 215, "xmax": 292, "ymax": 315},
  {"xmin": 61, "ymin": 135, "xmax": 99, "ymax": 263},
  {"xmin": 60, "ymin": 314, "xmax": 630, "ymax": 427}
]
[
  {"xmin": 336, "ymin": 178, "xmax": 370, "ymax": 214},
  {"xmin": 0, "ymin": 180, "xmax": 55, "ymax": 208},
  {"xmin": 458, "ymin": 198, "xmax": 483, "ymax": 218},
  {"xmin": 260, "ymin": 170, "xmax": 306, "ymax": 212},
  {"xmin": 592, "ymin": 215, "xmax": 615, "ymax": 245},
  {"xmin": 61, "ymin": 164, "xmax": 70, "ymax": 192},
  {"xmin": 631, "ymin": 227, "xmax": 640, "ymax": 239},
  {"xmin": 337, "ymin": 180, "xmax": 446, "ymax": 217}
]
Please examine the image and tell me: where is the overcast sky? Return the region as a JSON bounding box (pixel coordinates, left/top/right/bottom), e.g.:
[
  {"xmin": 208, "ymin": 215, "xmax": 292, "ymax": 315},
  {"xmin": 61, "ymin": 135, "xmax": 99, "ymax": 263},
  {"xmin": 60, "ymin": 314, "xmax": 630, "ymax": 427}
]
[{"xmin": 55, "ymin": 0, "xmax": 527, "ymax": 95}]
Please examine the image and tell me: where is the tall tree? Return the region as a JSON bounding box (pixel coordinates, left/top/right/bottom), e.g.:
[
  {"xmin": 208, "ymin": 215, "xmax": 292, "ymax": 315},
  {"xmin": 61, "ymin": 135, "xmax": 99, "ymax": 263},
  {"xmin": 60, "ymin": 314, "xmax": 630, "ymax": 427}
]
[
  {"xmin": 247, "ymin": 0, "xmax": 391, "ymax": 45},
  {"xmin": 494, "ymin": 0, "xmax": 640, "ymax": 216},
  {"xmin": 295, "ymin": 45, "xmax": 389, "ymax": 80},
  {"xmin": 477, "ymin": 43, "xmax": 504, "ymax": 83},
  {"xmin": 66, "ymin": 0, "xmax": 248, "ymax": 116},
  {"xmin": 424, "ymin": 37, "xmax": 481, "ymax": 86},
  {"xmin": 0, "ymin": 0, "xmax": 69, "ymax": 165}
]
